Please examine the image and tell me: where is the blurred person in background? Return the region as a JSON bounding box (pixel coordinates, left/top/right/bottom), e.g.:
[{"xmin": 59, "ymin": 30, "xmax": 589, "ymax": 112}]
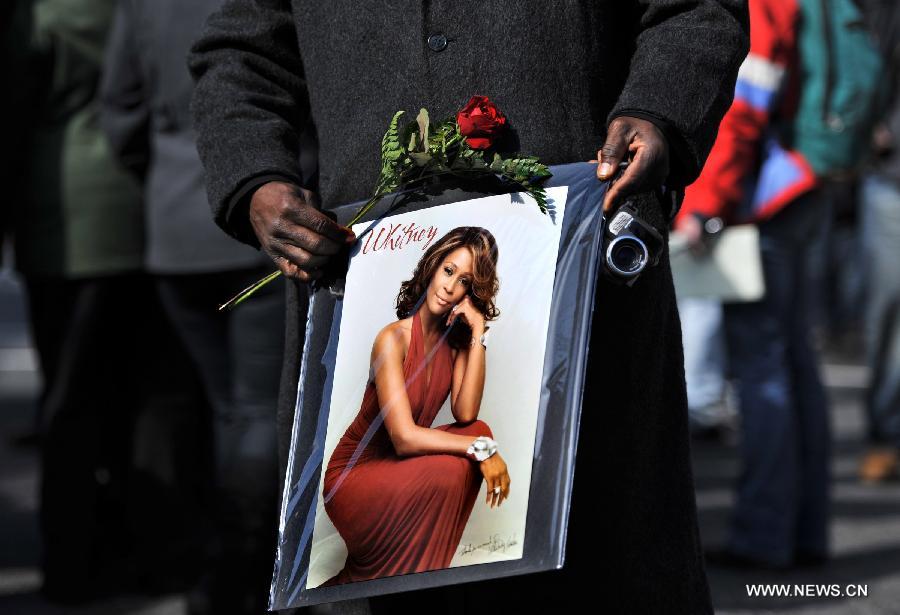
[
  {"xmin": 678, "ymin": 297, "xmax": 733, "ymax": 439},
  {"xmin": 100, "ymin": 1, "xmax": 286, "ymax": 613},
  {"xmin": 8, "ymin": 0, "xmax": 213, "ymax": 603},
  {"xmin": 1, "ymin": 2, "xmax": 32, "ymax": 267},
  {"xmin": 9, "ymin": 0, "xmax": 143, "ymax": 601},
  {"xmin": 807, "ymin": 178, "xmax": 865, "ymax": 349},
  {"xmin": 678, "ymin": 0, "xmax": 883, "ymax": 569},
  {"xmin": 9, "ymin": 0, "xmax": 144, "ymax": 440},
  {"xmin": 857, "ymin": 0, "xmax": 900, "ymax": 483}
]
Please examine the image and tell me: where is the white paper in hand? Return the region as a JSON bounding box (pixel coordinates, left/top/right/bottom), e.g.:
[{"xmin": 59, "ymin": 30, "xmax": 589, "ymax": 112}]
[{"xmin": 669, "ymin": 225, "xmax": 764, "ymax": 302}]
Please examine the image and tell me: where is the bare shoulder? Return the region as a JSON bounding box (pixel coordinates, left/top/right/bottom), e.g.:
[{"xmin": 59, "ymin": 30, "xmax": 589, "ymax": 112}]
[{"xmin": 372, "ymin": 319, "xmax": 411, "ymax": 359}]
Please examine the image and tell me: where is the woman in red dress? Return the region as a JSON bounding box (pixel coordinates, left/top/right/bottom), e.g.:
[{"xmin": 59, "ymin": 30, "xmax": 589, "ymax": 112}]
[{"xmin": 321, "ymin": 226, "xmax": 511, "ymax": 586}]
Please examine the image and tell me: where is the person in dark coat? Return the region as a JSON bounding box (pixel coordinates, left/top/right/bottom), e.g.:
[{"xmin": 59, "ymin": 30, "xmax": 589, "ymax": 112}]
[{"xmin": 188, "ymin": 2, "xmax": 749, "ymax": 613}]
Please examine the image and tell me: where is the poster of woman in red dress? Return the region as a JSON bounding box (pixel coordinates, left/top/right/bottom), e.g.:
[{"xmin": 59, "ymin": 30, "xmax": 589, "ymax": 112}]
[
  {"xmin": 307, "ymin": 190, "xmax": 567, "ymax": 588},
  {"xmin": 321, "ymin": 226, "xmax": 510, "ymax": 586}
]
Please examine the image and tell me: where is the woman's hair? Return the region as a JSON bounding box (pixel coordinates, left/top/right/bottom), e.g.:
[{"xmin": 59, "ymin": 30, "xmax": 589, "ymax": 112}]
[{"xmin": 396, "ymin": 226, "xmax": 500, "ymax": 348}]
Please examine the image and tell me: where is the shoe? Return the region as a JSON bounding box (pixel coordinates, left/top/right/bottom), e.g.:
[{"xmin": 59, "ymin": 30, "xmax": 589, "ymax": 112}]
[
  {"xmin": 859, "ymin": 447, "xmax": 900, "ymax": 483},
  {"xmin": 704, "ymin": 548, "xmax": 790, "ymax": 571}
]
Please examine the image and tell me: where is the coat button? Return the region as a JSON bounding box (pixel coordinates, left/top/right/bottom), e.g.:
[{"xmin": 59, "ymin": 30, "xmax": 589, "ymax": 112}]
[{"xmin": 427, "ymin": 33, "xmax": 448, "ymax": 52}]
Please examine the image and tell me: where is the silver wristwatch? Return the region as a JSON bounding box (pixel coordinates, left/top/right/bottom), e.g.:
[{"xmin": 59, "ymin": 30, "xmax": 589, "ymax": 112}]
[
  {"xmin": 472, "ymin": 326, "xmax": 490, "ymax": 349},
  {"xmin": 467, "ymin": 436, "xmax": 498, "ymax": 462}
]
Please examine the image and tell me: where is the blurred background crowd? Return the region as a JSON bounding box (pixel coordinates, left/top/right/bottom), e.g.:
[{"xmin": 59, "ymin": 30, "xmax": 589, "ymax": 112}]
[{"xmin": 1, "ymin": 0, "xmax": 899, "ymax": 614}]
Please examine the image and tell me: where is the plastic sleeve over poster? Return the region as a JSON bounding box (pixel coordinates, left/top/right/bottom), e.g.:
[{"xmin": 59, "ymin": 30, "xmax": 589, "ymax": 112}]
[{"xmin": 269, "ymin": 162, "xmax": 608, "ymax": 609}]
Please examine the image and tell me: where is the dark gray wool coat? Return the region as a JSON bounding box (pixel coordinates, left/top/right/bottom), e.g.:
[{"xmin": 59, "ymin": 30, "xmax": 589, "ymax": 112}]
[{"xmin": 189, "ymin": 2, "xmax": 749, "ymax": 613}]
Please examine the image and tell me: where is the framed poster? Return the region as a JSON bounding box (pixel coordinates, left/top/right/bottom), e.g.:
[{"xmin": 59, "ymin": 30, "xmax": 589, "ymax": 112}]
[{"xmin": 270, "ymin": 162, "xmax": 607, "ymax": 609}]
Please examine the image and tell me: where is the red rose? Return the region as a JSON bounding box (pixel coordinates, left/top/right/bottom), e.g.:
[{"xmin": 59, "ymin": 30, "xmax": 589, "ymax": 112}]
[{"xmin": 456, "ymin": 96, "xmax": 506, "ymax": 150}]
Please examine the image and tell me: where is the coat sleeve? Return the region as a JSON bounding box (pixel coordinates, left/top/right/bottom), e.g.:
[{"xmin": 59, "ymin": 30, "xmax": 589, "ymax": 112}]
[
  {"xmin": 188, "ymin": 0, "xmax": 309, "ymax": 246},
  {"xmin": 678, "ymin": 0, "xmax": 799, "ymax": 223},
  {"xmin": 100, "ymin": 0, "xmax": 151, "ymax": 180},
  {"xmin": 609, "ymin": 0, "xmax": 750, "ymax": 188}
]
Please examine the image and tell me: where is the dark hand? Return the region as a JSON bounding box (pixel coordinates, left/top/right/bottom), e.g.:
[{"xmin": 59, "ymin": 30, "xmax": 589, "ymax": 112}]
[
  {"xmin": 675, "ymin": 213, "xmax": 706, "ymax": 256},
  {"xmin": 596, "ymin": 116, "xmax": 670, "ymax": 212},
  {"xmin": 873, "ymin": 123, "xmax": 894, "ymax": 158},
  {"xmin": 249, "ymin": 181, "xmax": 355, "ymax": 282}
]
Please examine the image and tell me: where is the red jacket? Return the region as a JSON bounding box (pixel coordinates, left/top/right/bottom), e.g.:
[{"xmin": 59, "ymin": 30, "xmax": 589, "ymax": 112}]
[{"xmin": 678, "ymin": 0, "xmax": 818, "ymax": 226}]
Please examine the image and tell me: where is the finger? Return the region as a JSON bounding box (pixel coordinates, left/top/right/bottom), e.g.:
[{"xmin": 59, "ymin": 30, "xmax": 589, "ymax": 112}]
[
  {"xmin": 597, "ymin": 120, "xmax": 629, "ymax": 180},
  {"xmin": 291, "ymin": 203, "xmax": 356, "ymax": 245},
  {"xmin": 272, "ymin": 240, "xmax": 333, "ymax": 271},
  {"xmin": 272, "ymin": 255, "xmax": 317, "ymax": 282},
  {"xmin": 602, "ymin": 145, "xmax": 657, "ymax": 212},
  {"xmin": 274, "ymin": 221, "xmax": 345, "ymax": 257},
  {"xmin": 486, "ymin": 479, "xmax": 495, "ymax": 505},
  {"xmin": 318, "ymin": 195, "xmax": 360, "ymax": 240},
  {"xmin": 448, "ymin": 305, "xmax": 460, "ymax": 327}
]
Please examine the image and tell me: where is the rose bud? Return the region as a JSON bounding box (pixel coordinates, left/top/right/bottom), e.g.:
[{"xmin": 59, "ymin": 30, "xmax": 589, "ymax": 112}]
[{"xmin": 456, "ymin": 95, "xmax": 507, "ymax": 150}]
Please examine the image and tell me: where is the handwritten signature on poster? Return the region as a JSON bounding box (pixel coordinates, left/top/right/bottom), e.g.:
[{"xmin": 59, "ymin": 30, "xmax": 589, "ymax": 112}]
[{"xmin": 458, "ymin": 534, "xmax": 519, "ymax": 556}]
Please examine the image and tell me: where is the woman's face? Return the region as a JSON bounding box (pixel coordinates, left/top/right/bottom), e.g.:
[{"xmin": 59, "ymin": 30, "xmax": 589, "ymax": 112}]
[{"xmin": 425, "ymin": 247, "xmax": 474, "ymax": 316}]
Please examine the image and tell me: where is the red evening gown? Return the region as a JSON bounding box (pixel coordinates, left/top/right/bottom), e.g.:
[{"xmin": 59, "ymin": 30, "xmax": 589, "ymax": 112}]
[{"xmin": 321, "ymin": 311, "xmax": 493, "ymax": 586}]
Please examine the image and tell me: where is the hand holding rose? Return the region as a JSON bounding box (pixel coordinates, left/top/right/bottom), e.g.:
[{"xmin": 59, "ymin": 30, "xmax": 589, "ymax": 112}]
[{"xmin": 249, "ymin": 181, "xmax": 355, "ymax": 282}]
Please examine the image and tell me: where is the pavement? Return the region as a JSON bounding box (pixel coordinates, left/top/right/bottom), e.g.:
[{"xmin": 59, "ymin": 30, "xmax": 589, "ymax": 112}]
[{"xmin": 1, "ymin": 266, "xmax": 899, "ymax": 614}]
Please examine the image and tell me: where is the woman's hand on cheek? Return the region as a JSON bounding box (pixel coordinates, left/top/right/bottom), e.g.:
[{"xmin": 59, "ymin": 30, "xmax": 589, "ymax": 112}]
[{"xmin": 447, "ymin": 296, "xmax": 486, "ymax": 334}]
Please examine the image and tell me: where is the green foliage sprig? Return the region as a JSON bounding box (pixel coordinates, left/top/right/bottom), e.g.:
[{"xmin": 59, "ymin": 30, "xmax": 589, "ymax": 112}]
[{"xmin": 353, "ymin": 108, "xmax": 552, "ymax": 225}]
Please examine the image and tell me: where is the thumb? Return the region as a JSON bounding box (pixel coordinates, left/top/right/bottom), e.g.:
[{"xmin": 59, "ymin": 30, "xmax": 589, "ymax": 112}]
[{"xmin": 597, "ymin": 120, "xmax": 629, "ymax": 180}]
